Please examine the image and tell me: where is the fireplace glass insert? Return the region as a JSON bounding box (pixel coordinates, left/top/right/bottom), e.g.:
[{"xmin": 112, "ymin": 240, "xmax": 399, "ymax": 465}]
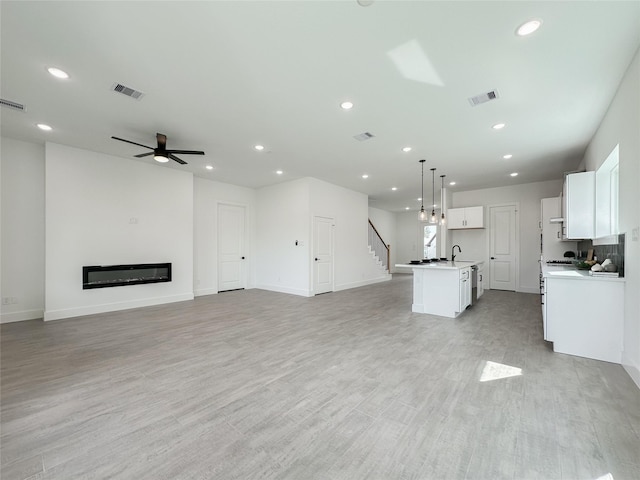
[{"xmin": 83, "ymin": 263, "xmax": 171, "ymax": 289}]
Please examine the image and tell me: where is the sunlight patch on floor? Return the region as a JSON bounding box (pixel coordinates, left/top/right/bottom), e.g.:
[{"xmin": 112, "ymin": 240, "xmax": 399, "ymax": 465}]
[{"xmin": 479, "ymin": 361, "xmax": 522, "ymax": 382}]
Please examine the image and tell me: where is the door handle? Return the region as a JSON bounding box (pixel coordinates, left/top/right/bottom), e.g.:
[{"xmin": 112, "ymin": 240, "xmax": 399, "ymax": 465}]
[
  {"xmin": 491, "ymin": 257, "xmax": 495, "ymax": 260},
  {"xmin": 241, "ymin": 256, "xmax": 245, "ymax": 259},
  {"xmin": 315, "ymin": 258, "xmax": 319, "ymax": 261}
]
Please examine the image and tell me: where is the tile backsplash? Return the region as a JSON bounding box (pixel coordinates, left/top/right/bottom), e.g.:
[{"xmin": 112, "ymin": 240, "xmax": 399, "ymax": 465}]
[{"xmin": 577, "ymin": 233, "xmax": 625, "ymax": 277}]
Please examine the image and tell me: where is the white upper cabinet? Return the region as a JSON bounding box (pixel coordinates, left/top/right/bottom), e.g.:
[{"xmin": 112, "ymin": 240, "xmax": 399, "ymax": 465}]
[
  {"xmin": 564, "ymin": 172, "xmax": 595, "ymax": 240},
  {"xmin": 595, "ymin": 145, "xmax": 620, "ymax": 239},
  {"xmin": 447, "ymin": 206, "xmax": 484, "ymax": 229}
]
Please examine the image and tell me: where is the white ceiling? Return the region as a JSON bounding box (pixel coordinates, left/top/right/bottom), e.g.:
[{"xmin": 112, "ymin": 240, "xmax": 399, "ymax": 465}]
[{"xmin": 2, "ymin": 1, "xmax": 639, "ymax": 212}]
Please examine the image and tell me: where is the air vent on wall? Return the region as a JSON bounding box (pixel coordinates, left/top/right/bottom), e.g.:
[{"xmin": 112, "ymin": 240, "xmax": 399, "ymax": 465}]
[
  {"xmin": 353, "ymin": 132, "xmax": 375, "ymax": 141},
  {"xmin": 0, "ymin": 98, "xmax": 26, "ymax": 112},
  {"xmin": 111, "ymin": 83, "xmax": 145, "ymax": 100},
  {"xmin": 468, "ymin": 89, "xmax": 499, "ymax": 107}
]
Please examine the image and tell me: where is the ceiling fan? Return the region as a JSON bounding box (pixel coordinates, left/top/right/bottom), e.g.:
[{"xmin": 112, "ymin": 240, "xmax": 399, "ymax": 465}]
[{"xmin": 111, "ymin": 132, "xmax": 204, "ymax": 165}]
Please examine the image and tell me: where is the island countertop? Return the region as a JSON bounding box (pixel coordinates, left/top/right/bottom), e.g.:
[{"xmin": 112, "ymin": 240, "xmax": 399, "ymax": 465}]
[{"xmin": 395, "ymin": 261, "xmax": 478, "ymax": 271}]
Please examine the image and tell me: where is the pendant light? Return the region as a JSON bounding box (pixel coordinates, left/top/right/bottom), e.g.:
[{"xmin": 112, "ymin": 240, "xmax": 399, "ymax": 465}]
[
  {"xmin": 430, "ymin": 168, "xmax": 437, "ymax": 224},
  {"xmin": 419, "ymin": 159, "xmax": 426, "ymax": 221},
  {"xmin": 440, "ymin": 174, "xmax": 446, "ymax": 225}
]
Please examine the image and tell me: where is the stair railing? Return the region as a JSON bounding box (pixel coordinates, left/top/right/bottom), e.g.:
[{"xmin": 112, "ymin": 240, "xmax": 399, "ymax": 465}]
[{"xmin": 368, "ymin": 219, "xmax": 390, "ymax": 272}]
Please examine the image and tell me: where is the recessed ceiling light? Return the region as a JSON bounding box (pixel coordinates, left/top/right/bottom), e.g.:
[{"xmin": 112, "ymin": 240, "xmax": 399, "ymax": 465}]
[
  {"xmin": 36, "ymin": 123, "xmax": 52, "ymax": 131},
  {"xmin": 205, "ymin": 165, "xmax": 214, "ymax": 170},
  {"xmin": 405, "ymin": 207, "xmax": 410, "ymax": 210},
  {"xmin": 362, "ymin": 174, "xmax": 369, "ymax": 179},
  {"xmin": 340, "ymin": 101, "xmax": 354, "ymax": 110},
  {"xmin": 503, "ymin": 154, "xmax": 513, "ymax": 159},
  {"xmin": 492, "ymin": 123, "xmax": 506, "ymax": 130},
  {"xmin": 47, "ymin": 67, "xmax": 69, "ymax": 79},
  {"xmin": 516, "ymin": 19, "xmax": 542, "ymax": 37},
  {"xmin": 254, "ymin": 144, "xmax": 264, "ymax": 151},
  {"xmin": 510, "ymin": 172, "xmax": 518, "ymax": 177},
  {"xmin": 417, "ymin": 197, "xmax": 422, "ymax": 202},
  {"xmin": 449, "ymin": 181, "xmax": 456, "ymax": 186},
  {"xmin": 276, "ymin": 170, "xmax": 283, "ymax": 175},
  {"xmin": 402, "ymin": 146, "xmax": 412, "ymax": 152},
  {"xmin": 391, "ymin": 187, "xmax": 397, "ymax": 191}
]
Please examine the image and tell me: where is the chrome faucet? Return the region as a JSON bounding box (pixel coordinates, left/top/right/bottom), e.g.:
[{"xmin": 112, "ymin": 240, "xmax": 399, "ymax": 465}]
[{"xmin": 452, "ymin": 244, "xmax": 461, "ymax": 262}]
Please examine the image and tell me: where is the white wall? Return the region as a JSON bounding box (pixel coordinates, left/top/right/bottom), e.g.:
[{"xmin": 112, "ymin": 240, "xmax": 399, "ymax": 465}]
[
  {"xmin": 451, "ymin": 180, "xmax": 563, "ymax": 294},
  {"xmin": 0, "ymin": 138, "xmax": 45, "ymax": 323},
  {"xmin": 256, "ymin": 177, "xmax": 390, "ymax": 296},
  {"xmin": 44, "ymin": 143, "xmax": 194, "ymax": 320},
  {"xmin": 256, "ymin": 178, "xmax": 311, "ymax": 296},
  {"xmin": 193, "ymin": 177, "xmax": 256, "ymax": 296},
  {"xmin": 581, "ymin": 48, "xmax": 640, "ymax": 388},
  {"xmin": 309, "ymin": 178, "xmax": 389, "ymax": 291},
  {"xmin": 368, "ymin": 207, "xmax": 397, "ymax": 272}
]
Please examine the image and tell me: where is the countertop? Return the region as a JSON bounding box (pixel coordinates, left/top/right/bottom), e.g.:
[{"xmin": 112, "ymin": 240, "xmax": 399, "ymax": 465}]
[
  {"xmin": 542, "ymin": 264, "xmax": 625, "ymax": 282},
  {"xmin": 396, "ymin": 261, "xmax": 478, "ymax": 271}
]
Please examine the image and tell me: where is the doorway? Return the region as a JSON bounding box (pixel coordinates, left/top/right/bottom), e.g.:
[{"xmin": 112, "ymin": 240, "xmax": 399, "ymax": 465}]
[
  {"xmin": 313, "ymin": 216, "xmax": 334, "ymax": 295},
  {"xmin": 218, "ymin": 203, "xmax": 246, "ymax": 292},
  {"xmin": 489, "ymin": 204, "xmax": 518, "ymax": 291}
]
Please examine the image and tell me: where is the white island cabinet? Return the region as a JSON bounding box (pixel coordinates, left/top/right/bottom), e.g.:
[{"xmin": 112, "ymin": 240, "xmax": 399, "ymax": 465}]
[{"xmin": 397, "ymin": 262, "xmax": 475, "ymax": 318}]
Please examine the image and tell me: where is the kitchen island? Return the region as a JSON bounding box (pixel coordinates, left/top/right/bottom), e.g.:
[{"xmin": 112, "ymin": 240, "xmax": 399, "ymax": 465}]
[{"xmin": 396, "ymin": 261, "xmax": 477, "ymax": 318}]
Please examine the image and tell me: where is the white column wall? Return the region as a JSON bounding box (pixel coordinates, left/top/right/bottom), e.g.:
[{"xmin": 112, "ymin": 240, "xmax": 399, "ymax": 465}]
[
  {"xmin": 44, "ymin": 143, "xmax": 194, "ymax": 320},
  {"xmin": 0, "ymin": 138, "xmax": 45, "ymax": 323}
]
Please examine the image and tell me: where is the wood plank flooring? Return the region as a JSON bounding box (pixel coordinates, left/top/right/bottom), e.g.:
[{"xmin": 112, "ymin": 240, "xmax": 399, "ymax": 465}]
[{"xmin": 2, "ymin": 274, "xmax": 639, "ymax": 480}]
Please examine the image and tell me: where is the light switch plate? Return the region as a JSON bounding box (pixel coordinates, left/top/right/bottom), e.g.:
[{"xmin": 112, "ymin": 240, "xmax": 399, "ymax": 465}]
[{"xmin": 632, "ymin": 227, "xmax": 639, "ymax": 241}]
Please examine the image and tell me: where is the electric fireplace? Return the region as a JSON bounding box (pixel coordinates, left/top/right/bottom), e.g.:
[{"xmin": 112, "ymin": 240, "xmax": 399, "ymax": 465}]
[{"xmin": 83, "ymin": 263, "xmax": 171, "ymax": 289}]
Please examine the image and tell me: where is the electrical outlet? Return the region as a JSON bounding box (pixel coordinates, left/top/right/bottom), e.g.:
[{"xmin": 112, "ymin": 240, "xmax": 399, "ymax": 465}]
[
  {"xmin": 10, "ymin": 297, "xmax": 18, "ymax": 304},
  {"xmin": 1, "ymin": 297, "xmax": 9, "ymax": 305},
  {"xmin": 632, "ymin": 227, "xmax": 639, "ymax": 242}
]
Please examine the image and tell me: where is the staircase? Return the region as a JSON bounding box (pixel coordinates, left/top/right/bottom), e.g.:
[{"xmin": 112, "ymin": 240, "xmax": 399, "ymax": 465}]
[{"xmin": 368, "ymin": 219, "xmax": 392, "ymax": 278}]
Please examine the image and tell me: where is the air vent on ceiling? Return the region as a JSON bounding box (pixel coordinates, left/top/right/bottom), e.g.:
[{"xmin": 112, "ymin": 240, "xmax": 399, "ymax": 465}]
[
  {"xmin": 111, "ymin": 83, "xmax": 145, "ymax": 100},
  {"xmin": 0, "ymin": 98, "xmax": 26, "ymax": 112},
  {"xmin": 468, "ymin": 89, "xmax": 499, "ymax": 107},
  {"xmin": 353, "ymin": 132, "xmax": 375, "ymax": 141}
]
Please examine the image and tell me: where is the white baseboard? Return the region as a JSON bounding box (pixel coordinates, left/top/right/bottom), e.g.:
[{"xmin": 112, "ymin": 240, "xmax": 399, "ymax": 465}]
[
  {"xmin": 194, "ymin": 288, "xmax": 218, "ymax": 297},
  {"xmin": 517, "ymin": 286, "xmax": 541, "ymax": 294},
  {"xmin": 0, "ymin": 309, "xmax": 44, "ymax": 324},
  {"xmin": 334, "ymin": 275, "xmax": 392, "ymax": 292},
  {"xmin": 622, "ymin": 351, "xmax": 640, "ymax": 390},
  {"xmin": 43, "ymin": 293, "xmax": 194, "ymax": 321},
  {"xmin": 255, "ymin": 284, "xmax": 313, "ymax": 297}
]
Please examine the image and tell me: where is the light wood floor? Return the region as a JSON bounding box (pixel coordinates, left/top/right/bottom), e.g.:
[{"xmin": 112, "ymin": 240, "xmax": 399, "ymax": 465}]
[{"xmin": 1, "ymin": 274, "xmax": 639, "ymax": 480}]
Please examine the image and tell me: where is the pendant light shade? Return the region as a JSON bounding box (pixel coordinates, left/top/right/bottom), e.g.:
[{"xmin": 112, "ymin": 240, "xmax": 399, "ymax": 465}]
[
  {"xmin": 429, "ymin": 168, "xmax": 437, "ymax": 224},
  {"xmin": 419, "ymin": 160, "xmax": 426, "ymax": 221},
  {"xmin": 440, "ymin": 174, "xmax": 446, "ymax": 225}
]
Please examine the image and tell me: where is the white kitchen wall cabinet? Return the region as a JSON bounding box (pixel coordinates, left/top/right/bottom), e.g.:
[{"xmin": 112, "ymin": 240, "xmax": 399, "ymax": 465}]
[
  {"xmin": 563, "ymin": 171, "xmax": 595, "ymax": 239},
  {"xmin": 595, "ymin": 145, "xmax": 620, "ymax": 239},
  {"xmin": 447, "ymin": 206, "xmax": 484, "ymax": 229}
]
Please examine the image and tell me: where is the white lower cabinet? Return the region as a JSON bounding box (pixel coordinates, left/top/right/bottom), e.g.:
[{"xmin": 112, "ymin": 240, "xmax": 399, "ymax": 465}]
[
  {"xmin": 545, "ymin": 276, "xmax": 623, "ymax": 363},
  {"xmin": 459, "ymin": 267, "xmax": 471, "ymax": 311}
]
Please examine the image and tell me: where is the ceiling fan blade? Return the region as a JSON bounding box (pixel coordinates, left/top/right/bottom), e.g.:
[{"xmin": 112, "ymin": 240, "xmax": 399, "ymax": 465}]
[
  {"xmin": 156, "ymin": 133, "xmax": 167, "ymax": 149},
  {"xmin": 111, "ymin": 136, "xmax": 154, "ymax": 150},
  {"xmin": 166, "ymin": 149, "xmax": 205, "ymax": 155},
  {"xmin": 134, "ymin": 152, "xmax": 154, "ymax": 158},
  {"xmin": 168, "ymin": 153, "xmax": 187, "ymax": 165}
]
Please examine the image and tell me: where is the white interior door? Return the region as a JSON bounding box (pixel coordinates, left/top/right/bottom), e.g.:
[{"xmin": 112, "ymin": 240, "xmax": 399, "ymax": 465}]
[
  {"xmin": 313, "ymin": 216, "xmax": 334, "ymax": 295},
  {"xmin": 218, "ymin": 204, "xmax": 246, "ymax": 292},
  {"xmin": 489, "ymin": 205, "xmax": 517, "ymax": 291}
]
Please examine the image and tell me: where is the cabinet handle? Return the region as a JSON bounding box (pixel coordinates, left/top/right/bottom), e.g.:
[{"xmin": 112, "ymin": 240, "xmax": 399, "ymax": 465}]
[
  {"xmin": 557, "ymin": 232, "xmax": 560, "ymax": 239},
  {"xmin": 479, "ymin": 275, "xmax": 482, "ymax": 281}
]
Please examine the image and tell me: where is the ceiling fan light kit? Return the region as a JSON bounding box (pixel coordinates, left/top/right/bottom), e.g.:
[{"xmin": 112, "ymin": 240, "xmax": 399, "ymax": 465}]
[{"xmin": 111, "ymin": 133, "xmax": 204, "ymax": 166}]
